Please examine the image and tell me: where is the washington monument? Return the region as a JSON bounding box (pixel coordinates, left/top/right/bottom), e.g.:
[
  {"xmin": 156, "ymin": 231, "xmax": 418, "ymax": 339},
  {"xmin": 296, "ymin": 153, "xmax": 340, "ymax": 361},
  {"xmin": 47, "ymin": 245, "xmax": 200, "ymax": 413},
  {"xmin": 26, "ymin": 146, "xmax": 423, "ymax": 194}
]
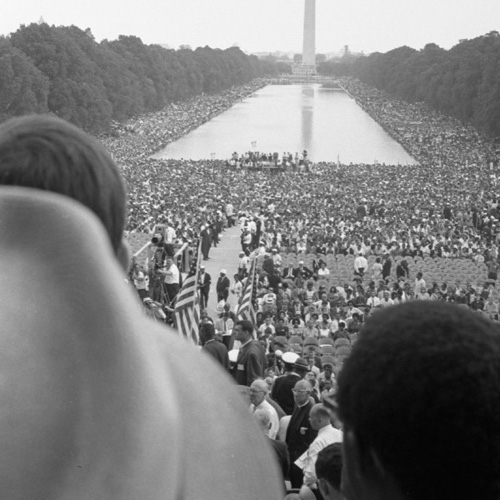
[{"xmin": 293, "ymin": 0, "xmax": 317, "ymax": 77}]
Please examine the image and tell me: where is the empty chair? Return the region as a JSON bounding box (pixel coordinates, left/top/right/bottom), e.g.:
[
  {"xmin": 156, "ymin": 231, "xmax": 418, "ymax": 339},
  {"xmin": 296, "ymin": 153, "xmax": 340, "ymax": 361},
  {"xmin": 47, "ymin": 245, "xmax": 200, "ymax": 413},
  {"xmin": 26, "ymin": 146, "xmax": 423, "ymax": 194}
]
[
  {"xmin": 303, "ymin": 337, "xmax": 319, "ymax": 348},
  {"xmin": 288, "ymin": 343, "xmax": 302, "ymax": 354},
  {"xmin": 289, "ymin": 335, "xmax": 303, "ymax": 346},
  {"xmin": 318, "ymin": 337, "xmax": 334, "ymax": 346},
  {"xmin": 320, "ymin": 345, "xmax": 335, "ymax": 356},
  {"xmin": 334, "ymin": 338, "xmax": 351, "ymax": 349}
]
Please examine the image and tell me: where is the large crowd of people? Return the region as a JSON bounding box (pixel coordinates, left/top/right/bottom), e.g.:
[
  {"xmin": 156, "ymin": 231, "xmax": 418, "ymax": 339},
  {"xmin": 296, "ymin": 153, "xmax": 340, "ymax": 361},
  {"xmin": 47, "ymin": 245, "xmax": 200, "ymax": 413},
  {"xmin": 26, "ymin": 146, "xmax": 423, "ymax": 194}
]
[
  {"xmin": 106, "ymin": 77, "xmax": 500, "ymax": 317},
  {"xmin": 98, "ymin": 77, "xmax": 500, "ymax": 495},
  {"xmin": 3, "ymin": 74, "xmax": 500, "ymax": 500}
]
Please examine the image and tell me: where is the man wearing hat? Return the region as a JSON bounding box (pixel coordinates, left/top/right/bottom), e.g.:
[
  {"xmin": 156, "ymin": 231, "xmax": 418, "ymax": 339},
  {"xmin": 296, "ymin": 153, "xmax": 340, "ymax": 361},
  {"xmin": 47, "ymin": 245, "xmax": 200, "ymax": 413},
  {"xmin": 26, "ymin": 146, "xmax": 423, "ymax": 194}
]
[
  {"xmin": 216, "ymin": 269, "xmax": 230, "ymax": 303},
  {"xmin": 198, "ymin": 265, "xmax": 211, "ymax": 309},
  {"xmin": 271, "ymin": 353, "xmax": 307, "ymax": 415}
]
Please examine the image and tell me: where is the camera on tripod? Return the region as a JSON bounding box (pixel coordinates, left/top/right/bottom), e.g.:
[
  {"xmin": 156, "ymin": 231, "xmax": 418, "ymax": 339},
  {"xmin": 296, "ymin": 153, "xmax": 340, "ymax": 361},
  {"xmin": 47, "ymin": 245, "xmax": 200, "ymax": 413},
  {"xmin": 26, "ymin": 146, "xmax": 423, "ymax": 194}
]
[{"xmin": 151, "ymin": 224, "xmax": 166, "ymax": 245}]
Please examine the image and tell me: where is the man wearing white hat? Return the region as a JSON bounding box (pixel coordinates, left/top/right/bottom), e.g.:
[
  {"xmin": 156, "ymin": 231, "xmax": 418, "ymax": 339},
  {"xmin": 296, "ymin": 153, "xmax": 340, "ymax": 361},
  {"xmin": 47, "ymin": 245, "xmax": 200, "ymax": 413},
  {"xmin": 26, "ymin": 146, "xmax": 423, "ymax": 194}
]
[{"xmin": 271, "ymin": 352, "xmax": 302, "ymax": 415}]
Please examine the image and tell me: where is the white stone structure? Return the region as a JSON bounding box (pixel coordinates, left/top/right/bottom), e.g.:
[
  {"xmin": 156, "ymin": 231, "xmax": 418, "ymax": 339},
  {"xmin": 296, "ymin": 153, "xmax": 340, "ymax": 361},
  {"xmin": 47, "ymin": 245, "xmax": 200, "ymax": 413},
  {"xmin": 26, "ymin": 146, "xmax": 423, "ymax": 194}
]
[{"xmin": 293, "ymin": 0, "xmax": 317, "ymax": 78}]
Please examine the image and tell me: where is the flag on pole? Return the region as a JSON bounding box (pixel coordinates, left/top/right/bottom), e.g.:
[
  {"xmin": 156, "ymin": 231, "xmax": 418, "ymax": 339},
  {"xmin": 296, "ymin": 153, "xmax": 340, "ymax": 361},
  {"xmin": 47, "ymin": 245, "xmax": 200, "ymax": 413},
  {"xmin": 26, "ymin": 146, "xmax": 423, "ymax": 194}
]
[
  {"xmin": 174, "ymin": 240, "xmax": 201, "ymax": 345},
  {"xmin": 236, "ymin": 258, "xmax": 257, "ymax": 330}
]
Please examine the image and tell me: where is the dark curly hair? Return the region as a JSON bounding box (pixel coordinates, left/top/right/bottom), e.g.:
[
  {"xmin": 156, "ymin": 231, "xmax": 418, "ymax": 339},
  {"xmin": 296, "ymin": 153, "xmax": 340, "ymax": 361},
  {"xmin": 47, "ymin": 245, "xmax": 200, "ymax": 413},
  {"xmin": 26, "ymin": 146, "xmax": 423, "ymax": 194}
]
[
  {"xmin": 336, "ymin": 301, "xmax": 500, "ymax": 500},
  {"xmin": 315, "ymin": 442, "xmax": 343, "ymax": 492},
  {"xmin": 0, "ymin": 115, "xmax": 126, "ymax": 253}
]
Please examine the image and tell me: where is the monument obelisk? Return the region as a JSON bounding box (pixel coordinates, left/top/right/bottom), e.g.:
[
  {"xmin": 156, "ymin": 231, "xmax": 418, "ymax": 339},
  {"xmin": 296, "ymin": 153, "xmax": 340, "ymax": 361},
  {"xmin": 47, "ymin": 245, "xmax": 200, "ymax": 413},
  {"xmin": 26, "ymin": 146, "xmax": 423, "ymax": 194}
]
[{"xmin": 293, "ymin": 0, "xmax": 317, "ymax": 77}]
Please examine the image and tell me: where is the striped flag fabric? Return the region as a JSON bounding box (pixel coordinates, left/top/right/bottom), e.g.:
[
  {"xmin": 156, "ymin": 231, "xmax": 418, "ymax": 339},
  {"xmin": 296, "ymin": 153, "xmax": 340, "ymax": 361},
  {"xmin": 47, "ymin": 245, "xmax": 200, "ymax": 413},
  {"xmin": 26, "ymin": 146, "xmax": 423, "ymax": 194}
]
[
  {"xmin": 174, "ymin": 241, "xmax": 201, "ymax": 345},
  {"xmin": 236, "ymin": 258, "xmax": 257, "ymax": 330}
]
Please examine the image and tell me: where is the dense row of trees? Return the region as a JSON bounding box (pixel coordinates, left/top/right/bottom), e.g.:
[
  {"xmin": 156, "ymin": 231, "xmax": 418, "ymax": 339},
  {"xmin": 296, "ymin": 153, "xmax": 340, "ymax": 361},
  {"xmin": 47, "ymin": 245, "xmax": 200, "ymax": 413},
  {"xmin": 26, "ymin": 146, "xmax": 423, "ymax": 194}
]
[
  {"xmin": 318, "ymin": 32, "xmax": 500, "ymax": 137},
  {"xmin": 0, "ymin": 23, "xmax": 280, "ymax": 132}
]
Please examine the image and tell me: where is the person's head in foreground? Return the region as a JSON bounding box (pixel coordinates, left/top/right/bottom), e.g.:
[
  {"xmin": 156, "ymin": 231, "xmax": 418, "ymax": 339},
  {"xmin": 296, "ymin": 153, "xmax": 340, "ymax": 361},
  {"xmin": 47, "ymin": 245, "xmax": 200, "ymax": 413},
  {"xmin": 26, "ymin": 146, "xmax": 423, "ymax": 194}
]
[
  {"xmin": 315, "ymin": 442, "xmax": 345, "ymax": 500},
  {"xmin": 335, "ymin": 301, "xmax": 500, "ymax": 500},
  {"xmin": 0, "ymin": 114, "xmax": 128, "ymax": 267}
]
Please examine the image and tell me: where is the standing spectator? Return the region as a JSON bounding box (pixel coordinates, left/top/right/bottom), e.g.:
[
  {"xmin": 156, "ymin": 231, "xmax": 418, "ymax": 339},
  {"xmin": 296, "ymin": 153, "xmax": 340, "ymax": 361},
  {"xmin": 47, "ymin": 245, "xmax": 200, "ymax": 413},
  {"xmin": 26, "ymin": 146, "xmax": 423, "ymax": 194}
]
[
  {"xmin": 271, "ymin": 352, "xmax": 302, "ymax": 415},
  {"xmin": 225, "ymin": 201, "xmax": 234, "ymax": 227},
  {"xmin": 249, "ymin": 379, "xmax": 280, "ymax": 439},
  {"xmin": 354, "ymin": 252, "xmax": 368, "ymax": 277},
  {"xmin": 238, "ymin": 251, "xmax": 250, "ymax": 278},
  {"xmin": 382, "ymin": 255, "xmax": 392, "ymax": 281},
  {"xmin": 286, "ymin": 380, "xmax": 318, "ymax": 488},
  {"xmin": 371, "ymin": 257, "xmax": 383, "ymax": 281},
  {"xmin": 198, "ymin": 265, "xmax": 211, "ymax": 309},
  {"xmin": 200, "ymin": 323, "xmax": 229, "ymax": 370},
  {"xmin": 292, "ymin": 404, "xmax": 343, "ymax": 500},
  {"xmin": 253, "ymin": 408, "xmax": 290, "ymax": 491},
  {"xmin": 215, "ymin": 310, "xmax": 235, "ymax": 350},
  {"xmin": 231, "ymin": 320, "xmax": 267, "ymax": 386},
  {"xmin": 200, "ymin": 224, "xmax": 211, "ymax": 260},
  {"xmin": 231, "ymin": 274, "xmax": 243, "ymax": 303},
  {"xmin": 216, "ymin": 269, "xmax": 230, "ymax": 302},
  {"xmin": 161, "ymin": 257, "xmax": 180, "ymax": 303},
  {"xmin": 414, "ymin": 272, "xmax": 426, "ymax": 299},
  {"xmin": 131, "ymin": 261, "xmax": 149, "ymax": 300},
  {"xmin": 396, "ymin": 260, "xmax": 409, "ymax": 280}
]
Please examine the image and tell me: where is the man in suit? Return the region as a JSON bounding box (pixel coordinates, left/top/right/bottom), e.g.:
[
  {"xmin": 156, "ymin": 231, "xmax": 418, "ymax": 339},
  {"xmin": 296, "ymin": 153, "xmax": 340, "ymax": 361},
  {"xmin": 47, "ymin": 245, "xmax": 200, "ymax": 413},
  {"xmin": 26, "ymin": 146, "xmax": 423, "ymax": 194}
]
[
  {"xmin": 200, "ymin": 224, "xmax": 211, "ymax": 260},
  {"xmin": 293, "ymin": 260, "xmax": 313, "ymax": 281},
  {"xmin": 198, "ymin": 265, "xmax": 211, "ymax": 309},
  {"xmin": 271, "ymin": 352, "xmax": 305, "ymax": 415},
  {"xmin": 216, "ymin": 269, "xmax": 230, "ymax": 302},
  {"xmin": 200, "ymin": 323, "xmax": 228, "ymax": 370},
  {"xmin": 286, "ymin": 379, "xmax": 317, "ymax": 488},
  {"xmin": 231, "ymin": 320, "xmax": 267, "ymax": 386}
]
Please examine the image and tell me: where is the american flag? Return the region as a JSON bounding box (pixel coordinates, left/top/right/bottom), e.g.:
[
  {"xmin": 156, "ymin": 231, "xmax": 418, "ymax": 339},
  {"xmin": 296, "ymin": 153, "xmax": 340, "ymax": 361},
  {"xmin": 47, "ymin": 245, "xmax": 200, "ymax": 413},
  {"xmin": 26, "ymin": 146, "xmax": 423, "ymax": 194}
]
[
  {"xmin": 174, "ymin": 240, "xmax": 201, "ymax": 344},
  {"xmin": 236, "ymin": 258, "xmax": 257, "ymax": 331}
]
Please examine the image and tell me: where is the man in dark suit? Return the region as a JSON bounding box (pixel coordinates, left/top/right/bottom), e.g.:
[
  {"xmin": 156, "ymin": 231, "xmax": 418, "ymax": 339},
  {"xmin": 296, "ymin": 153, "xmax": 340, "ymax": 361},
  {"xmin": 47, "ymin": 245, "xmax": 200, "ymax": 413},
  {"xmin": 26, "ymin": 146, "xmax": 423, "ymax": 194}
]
[
  {"xmin": 271, "ymin": 354, "xmax": 309, "ymax": 415},
  {"xmin": 285, "ymin": 379, "xmax": 317, "ymax": 488},
  {"xmin": 231, "ymin": 320, "xmax": 266, "ymax": 386},
  {"xmin": 198, "ymin": 265, "xmax": 211, "ymax": 309},
  {"xmin": 200, "ymin": 323, "xmax": 228, "ymax": 370},
  {"xmin": 200, "ymin": 224, "xmax": 212, "ymax": 260},
  {"xmin": 293, "ymin": 260, "xmax": 313, "ymax": 280},
  {"xmin": 216, "ymin": 269, "xmax": 230, "ymax": 302}
]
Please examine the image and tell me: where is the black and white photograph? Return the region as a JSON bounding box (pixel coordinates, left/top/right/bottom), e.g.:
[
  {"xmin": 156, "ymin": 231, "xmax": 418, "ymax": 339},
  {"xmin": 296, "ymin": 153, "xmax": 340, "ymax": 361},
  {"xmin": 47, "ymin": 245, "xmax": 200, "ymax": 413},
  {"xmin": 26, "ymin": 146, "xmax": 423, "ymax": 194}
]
[{"xmin": 1, "ymin": 1, "xmax": 500, "ymax": 499}]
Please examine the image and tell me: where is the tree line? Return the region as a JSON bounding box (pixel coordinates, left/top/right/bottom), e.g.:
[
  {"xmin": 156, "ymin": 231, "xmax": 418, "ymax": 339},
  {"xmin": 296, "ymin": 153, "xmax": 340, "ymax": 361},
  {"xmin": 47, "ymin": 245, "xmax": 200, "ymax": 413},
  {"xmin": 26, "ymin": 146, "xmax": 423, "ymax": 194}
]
[
  {"xmin": 318, "ymin": 32, "xmax": 500, "ymax": 138},
  {"xmin": 0, "ymin": 23, "xmax": 280, "ymax": 133}
]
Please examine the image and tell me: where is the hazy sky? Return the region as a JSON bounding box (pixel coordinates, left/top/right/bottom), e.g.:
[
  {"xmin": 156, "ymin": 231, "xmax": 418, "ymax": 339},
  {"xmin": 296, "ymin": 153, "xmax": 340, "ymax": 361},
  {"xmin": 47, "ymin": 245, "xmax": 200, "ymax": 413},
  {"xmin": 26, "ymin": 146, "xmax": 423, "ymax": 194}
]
[{"xmin": 2, "ymin": 0, "xmax": 499, "ymax": 55}]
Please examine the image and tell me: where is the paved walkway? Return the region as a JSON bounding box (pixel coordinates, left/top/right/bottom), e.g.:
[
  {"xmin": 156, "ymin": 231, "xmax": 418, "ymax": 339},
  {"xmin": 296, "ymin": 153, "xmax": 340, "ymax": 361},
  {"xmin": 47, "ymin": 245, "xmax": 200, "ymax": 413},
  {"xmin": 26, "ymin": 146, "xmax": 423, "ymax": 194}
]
[{"xmin": 202, "ymin": 225, "xmax": 242, "ymax": 319}]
